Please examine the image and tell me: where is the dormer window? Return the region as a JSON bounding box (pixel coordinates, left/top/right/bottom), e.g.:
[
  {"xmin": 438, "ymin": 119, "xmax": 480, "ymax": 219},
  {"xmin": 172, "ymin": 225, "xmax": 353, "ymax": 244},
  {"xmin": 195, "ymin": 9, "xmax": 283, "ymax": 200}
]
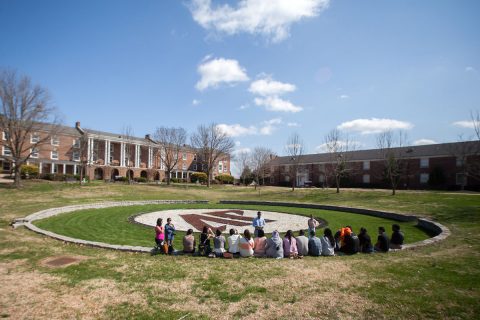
[
  {"xmin": 31, "ymin": 133, "xmax": 40, "ymax": 143},
  {"xmin": 51, "ymin": 136, "xmax": 59, "ymax": 146}
]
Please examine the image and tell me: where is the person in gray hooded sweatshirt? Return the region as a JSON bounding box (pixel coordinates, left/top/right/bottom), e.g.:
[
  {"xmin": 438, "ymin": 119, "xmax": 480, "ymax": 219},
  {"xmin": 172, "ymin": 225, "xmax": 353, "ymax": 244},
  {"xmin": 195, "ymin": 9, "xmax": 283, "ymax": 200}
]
[{"xmin": 265, "ymin": 230, "xmax": 284, "ymax": 259}]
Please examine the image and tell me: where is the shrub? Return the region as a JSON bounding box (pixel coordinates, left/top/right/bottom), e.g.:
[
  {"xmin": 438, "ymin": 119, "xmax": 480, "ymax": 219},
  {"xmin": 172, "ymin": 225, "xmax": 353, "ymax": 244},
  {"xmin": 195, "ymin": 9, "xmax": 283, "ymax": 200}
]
[
  {"xmin": 191, "ymin": 172, "xmax": 207, "ymax": 183},
  {"xmin": 135, "ymin": 177, "xmax": 147, "ymax": 183},
  {"xmin": 116, "ymin": 176, "xmax": 128, "ymax": 182},
  {"xmin": 215, "ymin": 174, "xmax": 234, "ymax": 184},
  {"xmin": 20, "ymin": 164, "xmax": 39, "ymax": 179},
  {"xmin": 170, "ymin": 178, "xmax": 179, "ymax": 183}
]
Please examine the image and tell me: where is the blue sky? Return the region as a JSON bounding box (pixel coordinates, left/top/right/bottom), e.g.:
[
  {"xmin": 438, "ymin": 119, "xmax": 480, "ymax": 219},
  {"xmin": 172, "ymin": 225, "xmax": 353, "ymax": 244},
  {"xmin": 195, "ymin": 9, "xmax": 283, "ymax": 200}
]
[{"xmin": 1, "ymin": 0, "xmax": 479, "ymax": 173}]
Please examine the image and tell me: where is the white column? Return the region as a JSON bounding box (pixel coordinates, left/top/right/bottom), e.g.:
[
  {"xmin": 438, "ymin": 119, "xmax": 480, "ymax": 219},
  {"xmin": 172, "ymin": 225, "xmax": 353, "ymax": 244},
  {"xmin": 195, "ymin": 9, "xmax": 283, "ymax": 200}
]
[
  {"xmin": 51, "ymin": 163, "xmax": 55, "ymax": 174},
  {"xmin": 74, "ymin": 164, "xmax": 77, "ymax": 175},
  {"xmin": 104, "ymin": 140, "xmax": 109, "ymax": 165},
  {"xmin": 148, "ymin": 147, "xmax": 152, "ymax": 168},
  {"xmin": 87, "ymin": 138, "xmax": 91, "ymax": 164},
  {"xmin": 135, "ymin": 145, "xmax": 140, "ymax": 168},
  {"xmin": 63, "ymin": 164, "xmax": 66, "ymax": 174},
  {"xmin": 120, "ymin": 142, "xmax": 125, "ymax": 167},
  {"xmin": 39, "ymin": 162, "xmax": 43, "ymax": 174}
]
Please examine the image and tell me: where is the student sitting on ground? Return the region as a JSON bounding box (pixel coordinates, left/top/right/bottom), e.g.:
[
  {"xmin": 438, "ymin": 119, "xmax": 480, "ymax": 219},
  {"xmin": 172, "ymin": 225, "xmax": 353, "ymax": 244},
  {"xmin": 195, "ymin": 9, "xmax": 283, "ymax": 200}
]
[
  {"xmin": 390, "ymin": 224, "xmax": 404, "ymax": 249},
  {"xmin": 296, "ymin": 230, "xmax": 309, "ymax": 257},
  {"xmin": 182, "ymin": 229, "xmax": 196, "ymax": 254},
  {"xmin": 374, "ymin": 226, "xmax": 390, "ymax": 252},
  {"xmin": 227, "ymin": 228, "xmax": 241, "ymax": 255},
  {"xmin": 265, "ymin": 230, "xmax": 284, "ymax": 259},
  {"xmin": 283, "ymin": 230, "xmax": 299, "ymax": 258},
  {"xmin": 199, "ymin": 226, "xmax": 214, "ymax": 256},
  {"xmin": 253, "ymin": 229, "xmax": 267, "ymax": 257},
  {"xmin": 308, "ymin": 231, "xmax": 322, "ymax": 256},
  {"xmin": 334, "ymin": 229, "xmax": 342, "ymax": 252},
  {"xmin": 213, "ymin": 229, "xmax": 226, "ymax": 257},
  {"xmin": 339, "ymin": 227, "xmax": 358, "ymax": 255},
  {"xmin": 321, "ymin": 228, "xmax": 335, "ymax": 256},
  {"xmin": 346, "ymin": 225, "xmax": 360, "ymax": 253},
  {"xmin": 239, "ymin": 229, "xmax": 254, "ymax": 257},
  {"xmin": 358, "ymin": 227, "xmax": 373, "ymax": 253}
]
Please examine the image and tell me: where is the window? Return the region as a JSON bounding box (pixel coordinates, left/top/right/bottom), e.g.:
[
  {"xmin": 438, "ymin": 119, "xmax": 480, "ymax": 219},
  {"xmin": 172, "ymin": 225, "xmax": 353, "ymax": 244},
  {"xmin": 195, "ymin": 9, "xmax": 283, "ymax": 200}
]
[
  {"xmin": 31, "ymin": 133, "xmax": 40, "ymax": 143},
  {"xmin": 182, "ymin": 163, "xmax": 186, "ymax": 170},
  {"xmin": 110, "ymin": 144, "xmax": 115, "ymax": 153},
  {"xmin": 218, "ymin": 162, "xmax": 223, "ymax": 172},
  {"xmin": 456, "ymin": 173, "xmax": 467, "ymax": 186},
  {"xmin": 73, "ymin": 139, "xmax": 80, "ymax": 148},
  {"xmin": 193, "ymin": 164, "xmax": 197, "ymax": 171},
  {"xmin": 420, "ymin": 158, "xmax": 429, "ymax": 168},
  {"xmin": 193, "ymin": 154, "xmax": 197, "ymax": 161},
  {"xmin": 182, "ymin": 153, "xmax": 187, "ymax": 160},
  {"xmin": 31, "ymin": 148, "xmax": 39, "ymax": 158},
  {"xmin": 319, "ymin": 174, "xmax": 325, "ymax": 183},
  {"xmin": 363, "ymin": 161, "xmax": 370, "ymax": 170},
  {"xmin": 2, "ymin": 131, "xmax": 10, "ymax": 141},
  {"xmin": 2, "ymin": 146, "xmax": 12, "ymax": 156},
  {"xmin": 51, "ymin": 150, "xmax": 58, "ymax": 160},
  {"xmin": 53, "ymin": 164, "xmax": 58, "ymax": 174},
  {"xmin": 420, "ymin": 173, "xmax": 429, "ymax": 184},
  {"xmin": 72, "ymin": 151, "xmax": 80, "ymax": 161},
  {"xmin": 51, "ymin": 136, "xmax": 59, "ymax": 146},
  {"xmin": 75, "ymin": 166, "xmax": 80, "ymax": 175},
  {"xmin": 223, "ymin": 165, "xmax": 227, "ymax": 172},
  {"xmin": 456, "ymin": 157, "xmax": 465, "ymax": 167},
  {"xmin": 363, "ymin": 174, "xmax": 370, "ymax": 184},
  {"xmin": 183, "ymin": 172, "xmax": 187, "ymax": 179}
]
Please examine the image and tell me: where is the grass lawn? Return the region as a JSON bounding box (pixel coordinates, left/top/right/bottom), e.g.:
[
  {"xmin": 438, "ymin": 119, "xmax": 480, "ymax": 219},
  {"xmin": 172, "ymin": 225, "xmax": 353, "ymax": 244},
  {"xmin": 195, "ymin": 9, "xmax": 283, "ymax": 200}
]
[
  {"xmin": 0, "ymin": 181, "xmax": 479, "ymax": 319},
  {"xmin": 33, "ymin": 203, "xmax": 430, "ymax": 248}
]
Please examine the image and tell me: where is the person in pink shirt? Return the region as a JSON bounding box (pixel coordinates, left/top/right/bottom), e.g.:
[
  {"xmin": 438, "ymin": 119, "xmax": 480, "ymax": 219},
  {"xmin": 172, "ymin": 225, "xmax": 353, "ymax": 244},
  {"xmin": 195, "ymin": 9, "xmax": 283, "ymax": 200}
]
[
  {"xmin": 239, "ymin": 229, "xmax": 254, "ymax": 257},
  {"xmin": 283, "ymin": 230, "xmax": 299, "ymax": 258},
  {"xmin": 253, "ymin": 229, "xmax": 267, "ymax": 257},
  {"xmin": 154, "ymin": 218, "xmax": 165, "ymax": 251}
]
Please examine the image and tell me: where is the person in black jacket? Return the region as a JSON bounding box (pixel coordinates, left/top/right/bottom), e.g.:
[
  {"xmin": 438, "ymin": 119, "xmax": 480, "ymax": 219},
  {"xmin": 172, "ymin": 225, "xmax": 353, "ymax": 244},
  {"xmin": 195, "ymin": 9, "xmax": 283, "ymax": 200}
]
[
  {"xmin": 390, "ymin": 224, "xmax": 405, "ymax": 249},
  {"xmin": 358, "ymin": 227, "xmax": 373, "ymax": 253},
  {"xmin": 374, "ymin": 226, "xmax": 390, "ymax": 252}
]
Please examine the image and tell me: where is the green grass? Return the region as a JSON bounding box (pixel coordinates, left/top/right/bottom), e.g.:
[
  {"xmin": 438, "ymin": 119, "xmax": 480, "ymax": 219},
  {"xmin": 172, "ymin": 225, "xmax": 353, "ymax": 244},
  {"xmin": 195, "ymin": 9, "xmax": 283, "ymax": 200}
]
[
  {"xmin": 1, "ymin": 181, "xmax": 479, "ymax": 319},
  {"xmin": 33, "ymin": 203, "xmax": 429, "ymax": 248}
]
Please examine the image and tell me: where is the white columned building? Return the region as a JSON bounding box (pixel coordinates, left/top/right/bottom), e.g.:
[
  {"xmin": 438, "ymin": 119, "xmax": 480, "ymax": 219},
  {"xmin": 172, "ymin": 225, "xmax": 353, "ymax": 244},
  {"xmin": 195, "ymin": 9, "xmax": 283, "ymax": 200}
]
[
  {"xmin": 120, "ymin": 142, "xmax": 125, "ymax": 167},
  {"xmin": 135, "ymin": 144, "xmax": 140, "ymax": 168}
]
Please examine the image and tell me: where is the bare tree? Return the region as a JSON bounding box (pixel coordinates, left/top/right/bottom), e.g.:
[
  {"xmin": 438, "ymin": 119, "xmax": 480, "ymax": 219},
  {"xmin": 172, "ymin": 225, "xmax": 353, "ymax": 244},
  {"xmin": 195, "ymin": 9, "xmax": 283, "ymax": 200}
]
[
  {"xmin": 251, "ymin": 147, "xmax": 274, "ymax": 189},
  {"xmin": 153, "ymin": 126, "xmax": 187, "ymax": 185},
  {"xmin": 190, "ymin": 123, "xmax": 235, "ymax": 187},
  {"xmin": 0, "ymin": 69, "xmax": 62, "ymax": 187},
  {"xmin": 472, "ymin": 110, "xmax": 480, "ymax": 141},
  {"xmin": 122, "ymin": 125, "xmax": 135, "ymax": 184},
  {"xmin": 323, "ymin": 129, "xmax": 353, "ymax": 193},
  {"xmin": 284, "ymin": 133, "xmax": 304, "ymax": 191},
  {"xmin": 376, "ymin": 130, "xmax": 408, "ymax": 195},
  {"xmin": 235, "ymin": 150, "xmax": 251, "ymax": 186},
  {"xmin": 73, "ymin": 129, "xmax": 89, "ymax": 184}
]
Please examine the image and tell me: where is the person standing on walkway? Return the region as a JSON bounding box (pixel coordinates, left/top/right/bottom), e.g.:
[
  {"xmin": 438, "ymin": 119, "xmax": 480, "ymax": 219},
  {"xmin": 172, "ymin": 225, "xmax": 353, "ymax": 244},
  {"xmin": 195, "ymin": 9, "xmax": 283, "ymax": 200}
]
[
  {"xmin": 307, "ymin": 214, "xmax": 320, "ymax": 238},
  {"xmin": 252, "ymin": 211, "xmax": 266, "ymax": 237}
]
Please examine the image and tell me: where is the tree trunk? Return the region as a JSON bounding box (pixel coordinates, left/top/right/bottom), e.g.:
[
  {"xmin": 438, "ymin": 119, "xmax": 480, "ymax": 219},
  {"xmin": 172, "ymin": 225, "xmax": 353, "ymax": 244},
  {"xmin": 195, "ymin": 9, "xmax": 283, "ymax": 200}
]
[
  {"xmin": 13, "ymin": 162, "xmax": 22, "ymax": 187},
  {"xmin": 336, "ymin": 176, "xmax": 340, "ymax": 194},
  {"xmin": 166, "ymin": 171, "xmax": 171, "ymax": 185},
  {"xmin": 207, "ymin": 171, "xmax": 211, "ymax": 188}
]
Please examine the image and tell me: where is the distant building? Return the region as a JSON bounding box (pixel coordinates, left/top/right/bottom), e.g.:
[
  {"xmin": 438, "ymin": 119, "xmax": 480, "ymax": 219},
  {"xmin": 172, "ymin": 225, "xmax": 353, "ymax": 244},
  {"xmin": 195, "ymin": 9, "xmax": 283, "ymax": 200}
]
[
  {"xmin": 0, "ymin": 121, "xmax": 231, "ymax": 182},
  {"xmin": 268, "ymin": 141, "xmax": 480, "ymax": 191}
]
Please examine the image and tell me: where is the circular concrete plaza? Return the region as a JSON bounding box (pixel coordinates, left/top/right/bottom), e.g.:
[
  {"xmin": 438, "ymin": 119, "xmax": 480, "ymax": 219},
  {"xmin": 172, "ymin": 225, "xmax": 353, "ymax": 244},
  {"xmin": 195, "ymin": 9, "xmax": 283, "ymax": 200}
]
[{"xmin": 134, "ymin": 208, "xmax": 311, "ymax": 234}]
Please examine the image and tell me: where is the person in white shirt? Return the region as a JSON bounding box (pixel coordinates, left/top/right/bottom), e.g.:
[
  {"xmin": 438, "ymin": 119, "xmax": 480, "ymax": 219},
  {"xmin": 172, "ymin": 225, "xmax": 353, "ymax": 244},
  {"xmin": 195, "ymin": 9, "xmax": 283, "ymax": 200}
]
[
  {"xmin": 295, "ymin": 230, "xmax": 309, "ymax": 256},
  {"xmin": 308, "ymin": 214, "xmax": 320, "ymax": 238},
  {"xmin": 227, "ymin": 228, "xmax": 241, "ymax": 254}
]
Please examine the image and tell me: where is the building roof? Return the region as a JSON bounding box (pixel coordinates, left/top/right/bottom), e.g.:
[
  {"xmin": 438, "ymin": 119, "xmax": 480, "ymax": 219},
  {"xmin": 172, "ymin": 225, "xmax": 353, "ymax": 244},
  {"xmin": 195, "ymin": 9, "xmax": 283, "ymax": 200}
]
[{"xmin": 269, "ymin": 140, "xmax": 480, "ymax": 166}]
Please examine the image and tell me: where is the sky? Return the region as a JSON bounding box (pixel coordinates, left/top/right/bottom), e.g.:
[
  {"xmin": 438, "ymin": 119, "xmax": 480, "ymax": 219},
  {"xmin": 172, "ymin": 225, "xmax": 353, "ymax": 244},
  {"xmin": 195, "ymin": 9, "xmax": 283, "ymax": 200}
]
[{"xmin": 1, "ymin": 0, "xmax": 479, "ymax": 176}]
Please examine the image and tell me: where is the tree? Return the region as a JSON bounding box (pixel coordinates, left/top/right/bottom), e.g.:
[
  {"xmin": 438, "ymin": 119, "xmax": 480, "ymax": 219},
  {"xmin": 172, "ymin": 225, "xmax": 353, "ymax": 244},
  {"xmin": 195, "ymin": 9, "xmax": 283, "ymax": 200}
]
[
  {"xmin": 190, "ymin": 123, "xmax": 235, "ymax": 187},
  {"xmin": 284, "ymin": 133, "xmax": 304, "ymax": 191},
  {"xmin": 0, "ymin": 69, "xmax": 62, "ymax": 187},
  {"xmin": 74, "ymin": 129, "xmax": 89, "ymax": 185},
  {"xmin": 376, "ymin": 130, "xmax": 408, "ymax": 195},
  {"xmin": 122, "ymin": 125, "xmax": 135, "ymax": 184},
  {"xmin": 323, "ymin": 129, "xmax": 353, "ymax": 194},
  {"xmin": 153, "ymin": 127, "xmax": 187, "ymax": 185},
  {"xmin": 251, "ymin": 146, "xmax": 274, "ymax": 189},
  {"xmin": 235, "ymin": 150, "xmax": 251, "ymax": 186},
  {"xmin": 472, "ymin": 110, "xmax": 480, "ymax": 141}
]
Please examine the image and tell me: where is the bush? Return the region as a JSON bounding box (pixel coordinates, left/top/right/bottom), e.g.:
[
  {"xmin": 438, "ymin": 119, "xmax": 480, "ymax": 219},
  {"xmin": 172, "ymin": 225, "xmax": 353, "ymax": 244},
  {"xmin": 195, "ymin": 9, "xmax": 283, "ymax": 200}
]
[
  {"xmin": 170, "ymin": 178, "xmax": 179, "ymax": 183},
  {"xmin": 21, "ymin": 164, "xmax": 39, "ymax": 179},
  {"xmin": 215, "ymin": 174, "xmax": 234, "ymax": 184},
  {"xmin": 134, "ymin": 177, "xmax": 147, "ymax": 183},
  {"xmin": 191, "ymin": 172, "xmax": 207, "ymax": 183},
  {"xmin": 116, "ymin": 176, "xmax": 128, "ymax": 182}
]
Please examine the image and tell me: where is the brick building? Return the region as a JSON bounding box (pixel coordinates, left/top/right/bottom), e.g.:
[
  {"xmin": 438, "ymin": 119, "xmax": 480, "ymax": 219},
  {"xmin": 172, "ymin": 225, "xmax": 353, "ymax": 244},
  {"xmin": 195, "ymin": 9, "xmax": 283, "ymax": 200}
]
[
  {"xmin": 0, "ymin": 121, "xmax": 231, "ymax": 182},
  {"xmin": 268, "ymin": 141, "xmax": 480, "ymax": 190}
]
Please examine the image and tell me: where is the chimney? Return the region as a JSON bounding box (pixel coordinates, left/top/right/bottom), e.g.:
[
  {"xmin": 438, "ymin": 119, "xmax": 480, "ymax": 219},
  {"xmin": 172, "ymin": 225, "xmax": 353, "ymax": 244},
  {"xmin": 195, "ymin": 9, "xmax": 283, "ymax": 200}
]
[
  {"xmin": 145, "ymin": 134, "xmax": 151, "ymax": 140},
  {"xmin": 75, "ymin": 121, "xmax": 84, "ymax": 134}
]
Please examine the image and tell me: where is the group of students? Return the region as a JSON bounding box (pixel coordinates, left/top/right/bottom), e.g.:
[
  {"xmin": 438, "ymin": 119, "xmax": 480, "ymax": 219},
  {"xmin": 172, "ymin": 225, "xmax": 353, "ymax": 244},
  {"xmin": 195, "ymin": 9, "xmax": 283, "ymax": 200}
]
[{"xmin": 154, "ymin": 216, "xmax": 405, "ymax": 258}]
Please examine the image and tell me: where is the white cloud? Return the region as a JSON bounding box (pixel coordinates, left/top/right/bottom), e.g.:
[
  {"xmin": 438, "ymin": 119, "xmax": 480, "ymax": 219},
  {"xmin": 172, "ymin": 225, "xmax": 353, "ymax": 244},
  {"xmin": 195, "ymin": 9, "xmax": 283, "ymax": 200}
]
[
  {"xmin": 254, "ymin": 96, "xmax": 303, "ymax": 113},
  {"xmin": 233, "ymin": 147, "xmax": 252, "ymax": 154},
  {"xmin": 217, "ymin": 118, "xmax": 282, "ymax": 137},
  {"xmin": 413, "ymin": 139, "xmax": 437, "ymax": 146},
  {"xmin": 465, "ymin": 66, "xmax": 476, "ymax": 73},
  {"xmin": 314, "ymin": 140, "xmax": 362, "ymax": 153},
  {"xmin": 287, "ymin": 122, "xmax": 299, "ymax": 127},
  {"xmin": 192, "ymin": 99, "xmax": 201, "ymax": 105},
  {"xmin": 195, "ymin": 56, "xmax": 249, "ymax": 91},
  {"xmin": 453, "ymin": 120, "xmax": 475, "ymax": 129},
  {"xmin": 339, "ymin": 94, "xmax": 349, "ymax": 99},
  {"xmin": 217, "ymin": 124, "xmax": 257, "ymax": 137},
  {"xmin": 249, "ymin": 77, "xmax": 296, "ymax": 96},
  {"xmin": 188, "ymin": 0, "xmax": 330, "ymax": 43},
  {"xmin": 337, "ymin": 118, "xmax": 413, "ymax": 135},
  {"xmin": 239, "ymin": 104, "xmax": 250, "ymax": 110}
]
